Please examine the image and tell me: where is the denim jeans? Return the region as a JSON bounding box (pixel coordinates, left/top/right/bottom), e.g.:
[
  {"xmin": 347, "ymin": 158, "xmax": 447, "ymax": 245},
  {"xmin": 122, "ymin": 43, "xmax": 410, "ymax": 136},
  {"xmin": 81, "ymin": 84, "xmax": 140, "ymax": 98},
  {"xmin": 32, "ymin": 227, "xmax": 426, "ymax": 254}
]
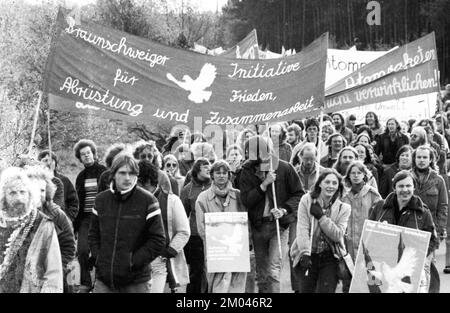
[
  {"xmin": 252, "ymin": 221, "xmax": 289, "ymax": 293},
  {"xmin": 149, "ymin": 256, "xmax": 168, "ymax": 293},
  {"xmin": 93, "ymin": 279, "xmax": 150, "ymax": 293},
  {"xmin": 184, "ymin": 235, "xmax": 207, "ymax": 293},
  {"xmin": 295, "ymin": 250, "xmax": 338, "ymax": 293},
  {"xmin": 77, "ymin": 214, "xmax": 92, "ymax": 288}
]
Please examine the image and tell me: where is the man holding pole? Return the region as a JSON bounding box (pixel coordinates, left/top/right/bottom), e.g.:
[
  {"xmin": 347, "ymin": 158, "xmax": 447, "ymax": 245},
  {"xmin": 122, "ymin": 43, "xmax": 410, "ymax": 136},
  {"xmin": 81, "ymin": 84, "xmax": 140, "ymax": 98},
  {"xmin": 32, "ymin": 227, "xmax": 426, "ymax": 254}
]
[{"xmin": 240, "ymin": 135, "xmax": 304, "ymax": 293}]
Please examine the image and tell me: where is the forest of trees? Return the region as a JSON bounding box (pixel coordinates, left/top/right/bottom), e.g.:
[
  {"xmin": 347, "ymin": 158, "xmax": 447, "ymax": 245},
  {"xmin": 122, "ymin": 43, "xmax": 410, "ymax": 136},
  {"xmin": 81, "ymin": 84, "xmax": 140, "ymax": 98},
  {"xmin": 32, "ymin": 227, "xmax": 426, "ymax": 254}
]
[
  {"xmin": 0, "ymin": 0, "xmax": 448, "ymax": 174},
  {"xmin": 221, "ymin": 0, "xmax": 449, "ymax": 85}
]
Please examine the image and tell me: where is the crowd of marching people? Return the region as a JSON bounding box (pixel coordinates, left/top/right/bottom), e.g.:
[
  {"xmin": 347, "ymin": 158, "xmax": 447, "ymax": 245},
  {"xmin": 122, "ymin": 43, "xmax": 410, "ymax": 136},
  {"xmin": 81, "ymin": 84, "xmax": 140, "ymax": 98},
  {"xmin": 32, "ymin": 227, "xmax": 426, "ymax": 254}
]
[{"xmin": 3, "ymin": 95, "xmax": 450, "ymax": 292}]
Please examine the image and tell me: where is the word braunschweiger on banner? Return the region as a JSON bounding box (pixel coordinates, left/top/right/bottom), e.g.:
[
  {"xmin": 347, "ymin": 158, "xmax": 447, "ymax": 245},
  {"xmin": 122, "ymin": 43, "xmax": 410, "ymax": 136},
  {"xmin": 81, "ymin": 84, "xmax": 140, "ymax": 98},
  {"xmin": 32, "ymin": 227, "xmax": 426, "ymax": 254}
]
[{"xmin": 45, "ymin": 10, "xmax": 328, "ymax": 126}]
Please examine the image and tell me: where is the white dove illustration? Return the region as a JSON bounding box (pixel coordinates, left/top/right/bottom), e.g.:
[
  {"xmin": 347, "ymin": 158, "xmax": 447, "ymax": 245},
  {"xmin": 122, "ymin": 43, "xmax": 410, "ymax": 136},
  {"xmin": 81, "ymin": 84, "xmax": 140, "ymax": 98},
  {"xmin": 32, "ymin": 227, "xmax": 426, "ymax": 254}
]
[
  {"xmin": 368, "ymin": 247, "xmax": 417, "ymax": 293},
  {"xmin": 166, "ymin": 63, "xmax": 217, "ymax": 104},
  {"xmin": 211, "ymin": 225, "xmax": 243, "ymax": 255}
]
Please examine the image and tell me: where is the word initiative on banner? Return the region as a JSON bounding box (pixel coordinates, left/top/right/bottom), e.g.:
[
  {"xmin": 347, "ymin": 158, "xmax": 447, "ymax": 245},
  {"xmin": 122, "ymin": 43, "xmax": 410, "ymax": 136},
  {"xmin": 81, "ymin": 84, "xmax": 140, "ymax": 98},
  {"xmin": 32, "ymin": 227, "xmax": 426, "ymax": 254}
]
[{"xmin": 228, "ymin": 61, "xmax": 301, "ymax": 79}]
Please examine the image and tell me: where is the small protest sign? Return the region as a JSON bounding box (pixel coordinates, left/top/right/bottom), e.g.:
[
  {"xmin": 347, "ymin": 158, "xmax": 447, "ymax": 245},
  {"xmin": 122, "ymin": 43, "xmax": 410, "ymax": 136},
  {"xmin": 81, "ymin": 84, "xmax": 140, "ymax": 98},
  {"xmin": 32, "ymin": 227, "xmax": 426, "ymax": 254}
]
[{"xmin": 204, "ymin": 212, "xmax": 250, "ymax": 273}]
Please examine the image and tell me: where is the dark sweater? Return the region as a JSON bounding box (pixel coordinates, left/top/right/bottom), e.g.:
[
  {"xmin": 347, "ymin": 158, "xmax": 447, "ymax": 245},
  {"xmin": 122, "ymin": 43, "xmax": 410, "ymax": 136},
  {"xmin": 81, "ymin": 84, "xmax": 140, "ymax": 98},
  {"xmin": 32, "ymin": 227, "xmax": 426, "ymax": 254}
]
[{"xmin": 74, "ymin": 162, "xmax": 107, "ymax": 231}]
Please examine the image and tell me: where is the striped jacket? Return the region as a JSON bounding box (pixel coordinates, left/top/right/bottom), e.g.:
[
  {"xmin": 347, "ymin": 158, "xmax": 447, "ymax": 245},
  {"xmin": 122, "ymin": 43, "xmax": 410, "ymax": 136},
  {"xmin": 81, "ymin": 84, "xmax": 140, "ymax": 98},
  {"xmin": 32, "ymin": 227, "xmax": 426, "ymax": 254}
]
[{"xmin": 88, "ymin": 184, "xmax": 166, "ymax": 288}]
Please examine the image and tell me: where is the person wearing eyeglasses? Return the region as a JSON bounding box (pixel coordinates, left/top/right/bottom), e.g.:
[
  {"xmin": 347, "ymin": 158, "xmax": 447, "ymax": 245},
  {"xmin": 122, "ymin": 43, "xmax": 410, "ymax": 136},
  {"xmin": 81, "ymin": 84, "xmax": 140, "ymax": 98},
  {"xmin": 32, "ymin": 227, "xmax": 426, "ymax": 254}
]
[
  {"xmin": 341, "ymin": 161, "xmax": 381, "ymax": 292},
  {"xmin": 133, "ymin": 140, "xmax": 174, "ymax": 195},
  {"xmin": 163, "ymin": 154, "xmax": 185, "ymax": 195}
]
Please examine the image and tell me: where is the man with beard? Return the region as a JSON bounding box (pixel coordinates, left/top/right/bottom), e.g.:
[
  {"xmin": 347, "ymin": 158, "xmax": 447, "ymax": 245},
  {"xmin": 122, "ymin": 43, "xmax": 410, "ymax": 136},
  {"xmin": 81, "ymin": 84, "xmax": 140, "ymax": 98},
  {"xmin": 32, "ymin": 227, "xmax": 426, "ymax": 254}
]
[
  {"xmin": 332, "ymin": 146, "xmax": 358, "ymax": 177},
  {"xmin": 0, "ymin": 167, "xmax": 63, "ymax": 292},
  {"xmin": 320, "ymin": 133, "xmax": 347, "ymax": 168},
  {"xmin": 411, "ymin": 145, "xmax": 448, "ymax": 293},
  {"xmin": 286, "ymin": 124, "xmax": 303, "ymax": 149},
  {"xmin": 333, "ymin": 147, "xmax": 378, "ymax": 190},
  {"xmin": 332, "ymin": 113, "xmax": 354, "ymax": 145}
]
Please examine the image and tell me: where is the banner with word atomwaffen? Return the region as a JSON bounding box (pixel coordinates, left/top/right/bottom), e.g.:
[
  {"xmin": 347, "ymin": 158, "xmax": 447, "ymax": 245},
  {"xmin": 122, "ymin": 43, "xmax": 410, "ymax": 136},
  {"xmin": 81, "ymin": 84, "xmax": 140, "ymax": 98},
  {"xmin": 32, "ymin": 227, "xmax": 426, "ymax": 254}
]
[
  {"xmin": 204, "ymin": 212, "xmax": 250, "ymax": 273},
  {"xmin": 325, "ymin": 32, "xmax": 439, "ymax": 112},
  {"xmin": 45, "ymin": 10, "xmax": 327, "ymax": 127},
  {"xmin": 349, "ymin": 220, "xmax": 430, "ymax": 293}
]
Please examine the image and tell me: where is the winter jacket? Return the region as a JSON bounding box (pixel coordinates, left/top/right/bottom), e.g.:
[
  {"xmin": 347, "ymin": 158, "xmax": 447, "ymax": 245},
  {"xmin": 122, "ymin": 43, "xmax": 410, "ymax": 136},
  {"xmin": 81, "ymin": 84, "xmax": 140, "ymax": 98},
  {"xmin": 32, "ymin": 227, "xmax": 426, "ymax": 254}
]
[
  {"xmin": 180, "ymin": 176, "xmax": 212, "ymax": 237},
  {"xmin": 18, "ymin": 212, "xmax": 63, "ymax": 293},
  {"xmin": 369, "ymin": 193, "xmax": 438, "ymax": 255},
  {"xmin": 239, "ymin": 159, "xmax": 304, "ymax": 230},
  {"xmin": 341, "ymin": 185, "xmax": 382, "ymax": 260},
  {"xmin": 55, "ymin": 171, "xmax": 79, "ymax": 223},
  {"xmin": 290, "ymin": 193, "xmax": 351, "ymax": 267},
  {"xmin": 74, "ymin": 162, "xmax": 107, "ymax": 231},
  {"xmin": 88, "ymin": 184, "xmax": 166, "ymax": 288},
  {"xmin": 412, "ymin": 169, "xmax": 448, "ymax": 236},
  {"xmin": 379, "ymin": 163, "xmax": 401, "ymax": 199},
  {"xmin": 375, "ymin": 132, "xmax": 409, "ymax": 165},
  {"xmin": 296, "ymin": 164, "xmax": 325, "ymax": 192},
  {"xmin": 41, "ymin": 202, "xmax": 76, "ymax": 269},
  {"xmin": 277, "ymin": 142, "xmax": 292, "ymax": 163}
]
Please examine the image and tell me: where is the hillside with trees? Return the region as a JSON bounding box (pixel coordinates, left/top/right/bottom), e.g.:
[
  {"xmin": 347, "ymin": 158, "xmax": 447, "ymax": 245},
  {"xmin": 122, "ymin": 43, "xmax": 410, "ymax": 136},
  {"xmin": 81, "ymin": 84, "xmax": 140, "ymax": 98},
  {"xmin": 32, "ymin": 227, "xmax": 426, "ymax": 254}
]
[{"xmin": 0, "ymin": 0, "xmax": 448, "ymax": 178}]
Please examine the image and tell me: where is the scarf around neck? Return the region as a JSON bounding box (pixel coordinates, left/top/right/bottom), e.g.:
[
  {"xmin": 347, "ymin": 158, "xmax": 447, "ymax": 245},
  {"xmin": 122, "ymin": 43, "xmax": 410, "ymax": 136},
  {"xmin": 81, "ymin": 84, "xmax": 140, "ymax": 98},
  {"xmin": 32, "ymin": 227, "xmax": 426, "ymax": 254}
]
[{"xmin": 211, "ymin": 181, "xmax": 233, "ymax": 207}]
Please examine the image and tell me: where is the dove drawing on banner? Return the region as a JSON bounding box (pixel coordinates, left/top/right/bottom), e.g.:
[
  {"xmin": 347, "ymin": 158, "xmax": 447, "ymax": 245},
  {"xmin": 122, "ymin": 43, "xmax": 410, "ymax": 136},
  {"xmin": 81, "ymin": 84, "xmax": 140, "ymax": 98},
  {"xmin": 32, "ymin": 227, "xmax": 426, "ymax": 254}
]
[
  {"xmin": 363, "ymin": 234, "xmax": 417, "ymax": 293},
  {"xmin": 211, "ymin": 224, "xmax": 243, "ymax": 255},
  {"xmin": 166, "ymin": 63, "xmax": 217, "ymax": 103}
]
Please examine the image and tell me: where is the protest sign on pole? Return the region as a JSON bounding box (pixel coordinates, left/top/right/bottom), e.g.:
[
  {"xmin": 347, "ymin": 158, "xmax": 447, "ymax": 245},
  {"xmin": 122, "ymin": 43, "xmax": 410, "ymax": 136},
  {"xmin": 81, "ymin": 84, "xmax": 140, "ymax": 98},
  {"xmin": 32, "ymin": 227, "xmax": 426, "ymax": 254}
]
[
  {"xmin": 45, "ymin": 10, "xmax": 328, "ymax": 128},
  {"xmin": 204, "ymin": 212, "xmax": 250, "ymax": 273},
  {"xmin": 325, "ymin": 32, "xmax": 440, "ymax": 113},
  {"xmin": 349, "ymin": 220, "xmax": 431, "ymax": 293}
]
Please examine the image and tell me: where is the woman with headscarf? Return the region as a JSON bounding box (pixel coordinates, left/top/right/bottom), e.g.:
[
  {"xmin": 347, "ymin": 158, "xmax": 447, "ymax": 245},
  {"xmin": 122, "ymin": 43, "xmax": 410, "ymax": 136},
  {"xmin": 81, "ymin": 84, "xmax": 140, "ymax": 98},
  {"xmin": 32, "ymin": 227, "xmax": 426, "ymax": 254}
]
[{"xmin": 195, "ymin": 160, "xmax": 247, "ymax": 293}]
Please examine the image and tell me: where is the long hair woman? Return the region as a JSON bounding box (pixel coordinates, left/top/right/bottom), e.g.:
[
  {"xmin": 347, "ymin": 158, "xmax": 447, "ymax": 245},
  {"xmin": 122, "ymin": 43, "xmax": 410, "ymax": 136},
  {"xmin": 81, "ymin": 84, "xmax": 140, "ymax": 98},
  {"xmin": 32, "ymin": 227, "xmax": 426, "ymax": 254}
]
[{"xmin": 291, "ymin": 168, "xmax": 350, "ymax": 293}]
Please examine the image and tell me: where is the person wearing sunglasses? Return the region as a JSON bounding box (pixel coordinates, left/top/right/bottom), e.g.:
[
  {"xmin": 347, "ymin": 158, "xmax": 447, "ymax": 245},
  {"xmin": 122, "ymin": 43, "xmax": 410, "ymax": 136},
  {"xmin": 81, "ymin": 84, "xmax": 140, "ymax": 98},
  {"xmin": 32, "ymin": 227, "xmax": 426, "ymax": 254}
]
[{"xmin": 163, "ymin": 154, "xmax": 185, "ymax": 195}]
